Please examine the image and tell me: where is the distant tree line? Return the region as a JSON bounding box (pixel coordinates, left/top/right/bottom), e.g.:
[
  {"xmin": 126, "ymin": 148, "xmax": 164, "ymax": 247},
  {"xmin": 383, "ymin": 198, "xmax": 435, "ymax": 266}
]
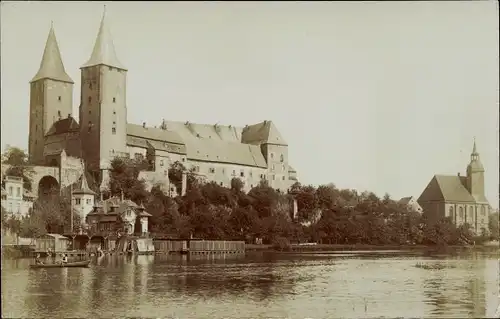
[{"xmin": 1, "ymin": 146, "xmax": 499, "ymax": 247}]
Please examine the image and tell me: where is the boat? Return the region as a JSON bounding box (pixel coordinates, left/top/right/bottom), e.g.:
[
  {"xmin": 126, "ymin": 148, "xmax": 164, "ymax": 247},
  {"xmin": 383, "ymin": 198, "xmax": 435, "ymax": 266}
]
[{"xmin": 29, "ymin": 260, "xmax": 91, "ymax": 269}]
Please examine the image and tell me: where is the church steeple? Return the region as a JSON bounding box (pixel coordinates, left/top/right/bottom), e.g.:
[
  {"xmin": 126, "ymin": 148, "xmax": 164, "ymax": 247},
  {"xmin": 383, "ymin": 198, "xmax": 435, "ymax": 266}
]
[
  {"xmin": 81, "ymin": 6, "xmax": 126, "ymax": 70},
  {"xmin": 31, "ymin": 23, "xmax": 73, "ymax": 83},
  {"xmin": 468, "ymin": 137, "xmax": 484, "ymax": 171}
]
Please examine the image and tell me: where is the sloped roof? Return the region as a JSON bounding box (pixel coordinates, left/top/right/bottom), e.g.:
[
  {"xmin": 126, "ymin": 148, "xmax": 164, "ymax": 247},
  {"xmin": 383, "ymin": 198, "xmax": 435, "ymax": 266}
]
[
  {"xmin": 289, "ymin": 165, "xmax": 297, "ymax": 173},
  {"xmin": 31, "ymin": 25, "xmax": 73, "ymax": 84},
  {"xmin": 46, "ymin": 117, "xmax": 80, "ymax": 136},
  {"xmin": 418, "ymin": 175, "xmax": 476, "ymax": 203},
  {"xmin": 81, "ymin": 9, "xmax": 126, "ymax": 70},
  {"xmin": 127, "ymin": 124, "xmax": 184, "ymax": 145},
  {"xmin": 399, "ymin": 196, "xmax": 413, "ymax": 205},
  {"xmin": 241, "ymin": 120, "xmax": 287, "ymax": 146},
  {"xmin": 73, "ymin": 173, "xmax": 96, "ymax": 195},
  {"xmin": 44, "ymin": 233, "xmax": 69, "ymax": 240}
]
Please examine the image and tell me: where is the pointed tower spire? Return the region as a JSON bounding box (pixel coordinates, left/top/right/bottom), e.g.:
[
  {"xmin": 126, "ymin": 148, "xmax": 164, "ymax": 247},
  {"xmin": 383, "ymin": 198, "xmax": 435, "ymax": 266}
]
[
  {"xmin": 81, "ymin": 6, "xmax": 126, "ymax": 70},
  {"xmin": 73, "ymin": 172, "xmax": 96, "ymax": 195},
  {"xmin": 31, "ymin": 23, "xmax": 73, "ymax": 83},
  {"xmin": 472, "ymin": 137, "xmax": 478, "ymax": 155}
]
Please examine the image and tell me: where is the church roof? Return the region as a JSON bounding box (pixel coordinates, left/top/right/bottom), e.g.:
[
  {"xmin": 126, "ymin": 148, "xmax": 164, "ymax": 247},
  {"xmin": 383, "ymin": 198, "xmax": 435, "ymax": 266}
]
[
  {"xmin": 241, "ymin": 120, "xmax": 288, "ymax": 146},
  {"xmin": 46, "ymin": 117, "xmax": 80, "ymax": 136},
  {"xmin": 81, "ymin": 8, "xmax": 126, "ymax": 70},
  {"xmin": 31, "ymin": 24, "xmax": 73, "ymax": 84},
  {"xmin": 418, "ymin": 175, "xmax": 476, "ymax": 204}
]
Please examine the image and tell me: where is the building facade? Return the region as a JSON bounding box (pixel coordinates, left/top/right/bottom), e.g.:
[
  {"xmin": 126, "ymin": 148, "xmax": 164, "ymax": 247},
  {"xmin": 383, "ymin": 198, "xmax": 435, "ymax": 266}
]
[
  {"xmin": 27, "ymin": 9, "xmax": 298, "ymax": 196},
  {"xmin": 417, "ymin": 140, "xmax": 491, "ymax": 235},
  {"xmin": 1, "ymin": 176, "xmax": 35, "ymax": 217}
]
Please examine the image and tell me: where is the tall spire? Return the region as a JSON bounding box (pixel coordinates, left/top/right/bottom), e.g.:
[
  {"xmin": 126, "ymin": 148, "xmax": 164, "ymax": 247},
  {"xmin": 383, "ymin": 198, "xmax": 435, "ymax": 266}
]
[
  {"xmin": 81, "ymin": 6, "xmax": 126, "ymax": 70},
  {"xmin": 31, "ymin": 23, "xmax": 73, "ymax": 83},
  {"xmin": 472, "ymin": 137, "xmax": 478, "ymax": 155}
]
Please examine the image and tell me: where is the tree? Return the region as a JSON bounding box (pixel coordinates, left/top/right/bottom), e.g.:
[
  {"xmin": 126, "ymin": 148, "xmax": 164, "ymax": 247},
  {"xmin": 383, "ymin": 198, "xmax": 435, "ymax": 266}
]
[
  {"xmin": 488, "ymin": 211, "xmax": 499, "ymax": 240},
  {"xmin": 108, "ymin": 157, "xmax": 149, "ymax": 204},
  {"xmin": 1, "ymin": 146, "xmax": 34, "ymax": 191}
]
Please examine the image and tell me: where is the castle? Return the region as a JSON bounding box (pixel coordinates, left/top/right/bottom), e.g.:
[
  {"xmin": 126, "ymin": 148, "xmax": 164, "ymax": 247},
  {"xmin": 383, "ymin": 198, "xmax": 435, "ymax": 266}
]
[{"xmin": 27, "ymin": 9, "xmax": 298, "ymax": 197}]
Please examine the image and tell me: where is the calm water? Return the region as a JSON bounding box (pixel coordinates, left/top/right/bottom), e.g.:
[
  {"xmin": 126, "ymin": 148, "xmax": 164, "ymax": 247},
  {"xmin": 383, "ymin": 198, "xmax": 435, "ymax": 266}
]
[{"xmin": 2, "ymin": 250, "xmax": 499, "ymax": 318}]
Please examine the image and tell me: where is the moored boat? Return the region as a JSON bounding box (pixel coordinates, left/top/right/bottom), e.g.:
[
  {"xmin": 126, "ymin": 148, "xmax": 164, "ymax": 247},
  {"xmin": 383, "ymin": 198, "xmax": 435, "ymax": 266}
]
[{"xmin": 29, "ymin": 260, "xmax": 91, "ymax": 269}]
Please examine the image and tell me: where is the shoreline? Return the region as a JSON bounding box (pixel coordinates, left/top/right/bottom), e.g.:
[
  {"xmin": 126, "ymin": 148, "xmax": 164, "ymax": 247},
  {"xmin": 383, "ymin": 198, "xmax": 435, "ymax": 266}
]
[{"xmin": 245, "ymin": 243, "xmax": 499, "ymax": 253}]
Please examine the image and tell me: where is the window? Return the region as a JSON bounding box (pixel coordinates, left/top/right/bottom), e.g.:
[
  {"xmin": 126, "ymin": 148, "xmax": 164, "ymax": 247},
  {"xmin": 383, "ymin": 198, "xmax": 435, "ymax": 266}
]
[
  {"xmin": 196, "ymin": 166, "xmax": 200, "ymax": 172},
  {"xmin": 112, "ymin": 127, "xmax": 116, "ymax": 134},
  {"xmin": 8, "ymin": 187, "xmax": 12, "ymax": 196},
  {"xmin": 86, "ymin": 198, "xmax": 91, "ymax": 205},
  {"xmin": 16, "ymin": 187, "xmax": 20, "ymax": 198},
  {"xmin": 58, "ymin": 110, "xmax": 61, "ymax": 117},
  {"xmin": 89, "ymin": 110, "xmax": 91, "ymax": 115},
  {"xmin": 481, "ymin": 206, "xmax": 486, "ymax": 216},
  {"xmin": 182, "ymin": 158, "xmax": 186, "ymax": 162},
  {"xmin": 272, "ymin": 175, "xmax": 275, "ymax": 180},
  {"xmin": 282, "ymin": 176, "xmax": 285, "ymax": 181},
  {"xmin": 88, "ymin": 96, "xmax": 92, "ymax": 103},
  {"xmin": 134, "ymin": 153, "xmax": 144, "ymax": 161},
  {"xmin": 272, "ymin": 164, "xmax": 275, "ymax": 171},
  {"xmin": 75, "ymin": 198, "xmax": 81, "ymax": 205},
  {"xmin": 249, "ymin": 171, "xmax": 253, "ymax": 177},
  {"xmin": 113, "ymin": 110, "xmax": 116, "ymax": 115},
  {"xmin": 209, "ymin": 168, "xmax": 215, "ymax": 174},
  {"xmin": 448, "ymin": 206, "xmax": 454, "ymax": 218},
  {"xmin": 240, "ymin": 171, "xmax": 244, "ymax": 177},
  {"xmin": 270, "ymin": 153, "xmax": 274, "ymax": 159},
  {"xmin": 220, "ymin": 182, "xmax": 223, "ymax": 186},
  {"xmin": 280, "ymin": 154, "xmax": 284, "ymax": 162},
  {"xmin": 113, "ymin": 97, "xmax": 116, "ymax": 103},
  {"xmin": 160, "ymin": 160, "xmax": 164, "ymax": 166},
  {"xmin": 89, "ymin": 82, "xmax": 92, "ymax": 90},
  {"xmin": 459, "ymin": 207, "xmax": 464, "ymax": 218},
  {"xmin": 88, "ymin": 121, "xmax": 92, "ymax": 132},
  {"xmin": 58, "ymin": 96, "xmax": 61, "ymax": 101},
  {"xmin": 232, "ymin": 170, "xmax": 236, "ymax": 176}
]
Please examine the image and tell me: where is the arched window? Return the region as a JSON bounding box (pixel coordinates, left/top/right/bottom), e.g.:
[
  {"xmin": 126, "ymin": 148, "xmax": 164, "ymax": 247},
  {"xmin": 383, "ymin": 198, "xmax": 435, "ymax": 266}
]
[
  {"xmin": 459, "ymin": 207, "xmax": 464, "ymax": 218},
  {"xmin": 449, "ymin": 206, "xmax": 454, "ymax": 219}
]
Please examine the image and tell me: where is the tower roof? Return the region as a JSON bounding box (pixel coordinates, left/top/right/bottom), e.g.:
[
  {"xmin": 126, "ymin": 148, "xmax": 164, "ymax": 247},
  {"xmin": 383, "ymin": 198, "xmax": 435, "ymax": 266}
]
[
  {"xmin": 73, "ymin": 172, "xmax": 96, "ymax": 195},
  {"xmin": 468, "ymin": 137, "xmax": 484, "ymax": 172},
  {"xmin": 81, "ymin": 7, "xmax": 126, "ymax": 70},
  {"xmin": 31, "ymin": 23, "xmax": 74, "ymax": 84}
]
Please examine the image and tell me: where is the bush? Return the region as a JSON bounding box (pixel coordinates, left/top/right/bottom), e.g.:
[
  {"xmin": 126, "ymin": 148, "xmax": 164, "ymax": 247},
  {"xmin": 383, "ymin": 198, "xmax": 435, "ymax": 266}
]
[{"xmin": 271, "ymin": 236, "xmax": 291, "ymax": 251}]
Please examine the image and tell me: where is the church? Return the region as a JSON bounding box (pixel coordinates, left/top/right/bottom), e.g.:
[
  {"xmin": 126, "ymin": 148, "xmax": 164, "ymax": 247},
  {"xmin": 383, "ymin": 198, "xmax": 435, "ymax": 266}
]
[
  {"xmin": 417, "ymin": 140, "xmax": 491, "ymax": 235},
  {"xmin": 27, "ymin": 9, "xmax": 298, "ymax": 196}
]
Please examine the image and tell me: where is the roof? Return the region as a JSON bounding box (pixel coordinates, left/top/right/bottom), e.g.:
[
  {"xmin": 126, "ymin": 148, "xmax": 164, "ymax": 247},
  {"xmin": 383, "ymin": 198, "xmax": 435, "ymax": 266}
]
[
  {"xmin": 46, "ymin": 117, "xmax": 80, "ymax": 136},
  {"xmin": 43, "ymin": 131, "xmax": 82, "ymax": 158},
  {"xmin": 289, "ymin": 165, "xmax": 297, "ymax": 173},
  {"xmin": 127, "ymin": 124, "xmax": 185, "ymax": 145},
  {"xmin": 399, "ymin": 196, "xmax": 413, "ymax": 205},
  {"xmin": 44, "ymin": 233, "xmax": 70, "ymax": 240},
  {"xmin": 161, "ymin": 121, "xmax": 268, "ymax": 168},
  {"xmin": 241, "ymin": 120, "xmax": 287, "ymax": 146},
  {"xmin": 81, "ymin": 9, "xmax": 126, "ymax": 70},
  {"xmin": 73, "ymin": 172, "xmax": 96, "ymax": 195},
  {"xmin": 31, "ymin": 24, "xmax": 73, "ymax": 84},
  {"xmin": 418, "ymin": 175, "xmax": 476, "ymax": 203}
]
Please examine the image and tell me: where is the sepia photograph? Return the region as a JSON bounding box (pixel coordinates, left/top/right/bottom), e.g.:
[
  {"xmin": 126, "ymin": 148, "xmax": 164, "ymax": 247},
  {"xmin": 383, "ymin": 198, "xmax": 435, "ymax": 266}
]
[{"xmin": 1, "ymin": 1, "xmax": 499, "ymax": 318}]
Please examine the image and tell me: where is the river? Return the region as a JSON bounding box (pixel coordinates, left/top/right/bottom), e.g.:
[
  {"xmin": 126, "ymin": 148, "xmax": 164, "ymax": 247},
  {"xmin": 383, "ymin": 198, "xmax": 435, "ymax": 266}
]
[{"xmin": 1, "ymin": 249, "xmax": 499, "ymax": 318}]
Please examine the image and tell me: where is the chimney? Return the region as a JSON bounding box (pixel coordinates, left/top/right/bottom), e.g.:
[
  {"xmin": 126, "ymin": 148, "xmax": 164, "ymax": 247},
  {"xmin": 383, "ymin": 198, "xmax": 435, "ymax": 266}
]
[{"xmin": 142, "ymin": 122, "xmax": 146, "ymax": 128}]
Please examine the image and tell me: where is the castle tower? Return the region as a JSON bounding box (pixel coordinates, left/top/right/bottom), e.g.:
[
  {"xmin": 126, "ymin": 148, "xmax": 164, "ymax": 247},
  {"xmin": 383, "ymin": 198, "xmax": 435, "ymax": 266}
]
[
  {"xmin": 466, "ymin": 138, "xmax": 485, "ymax": 199},
  {"xmin": 28, "ymin": 23, "xmax": 74, "ymax": 164},
  {"xmin": 79, "ymin": 7, "xmax": 128, "ymax": 192},
  {"xmin": 72, "ymin": 171, "xmax": 96, "ymax": 221}
]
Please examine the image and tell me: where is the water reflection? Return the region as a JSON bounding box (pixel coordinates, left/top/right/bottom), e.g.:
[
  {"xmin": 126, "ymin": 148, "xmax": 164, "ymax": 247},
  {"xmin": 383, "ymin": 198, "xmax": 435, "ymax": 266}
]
[{"xmin": 1, "ymin": 250, "xmax": 498, "ymax": 318}]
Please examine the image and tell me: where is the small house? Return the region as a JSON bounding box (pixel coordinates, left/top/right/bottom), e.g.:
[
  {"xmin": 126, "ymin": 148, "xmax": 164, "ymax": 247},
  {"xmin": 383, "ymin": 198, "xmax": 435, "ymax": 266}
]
[{"xmin": 35, "ymin": 233, "xmax": 70, "ymax": 252}]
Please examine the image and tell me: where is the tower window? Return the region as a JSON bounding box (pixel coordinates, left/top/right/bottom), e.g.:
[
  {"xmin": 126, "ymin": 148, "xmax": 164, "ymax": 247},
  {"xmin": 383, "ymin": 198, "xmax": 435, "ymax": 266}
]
[
  {"xmin": 58, "ymin": 96, "xmax": 61, "ymax": 101},
  {"xmin": 89, "ymin": 82, "xmax": 92, "ymax": 90},
  {"xmin": 112, "ymin": 127, "xmax": 116, "ymax": 134},
  {"xmin": 89, "ymin": 110, "xmax": 91, "ymax": 115},
  {"xmin": 58, "ymin": 110, "xmax": 61, "ymax": 117},
  {"xmin": 113, "ymin": 97, "xmax": 116, "ymax": 103},
  {"xmin": 282, "ymin": 176, "xmax": 285, "ymax": 180},
  {"xmin": 88, "ymin": 96, "xmax": 92, "ymax": 103},
  {"xmin": 113, "ymin": 121, "xmax": 116, "ymax": 125},
  {"xmin": 113, "ymin": 110, "xmax": 116, "ymax": 115}
]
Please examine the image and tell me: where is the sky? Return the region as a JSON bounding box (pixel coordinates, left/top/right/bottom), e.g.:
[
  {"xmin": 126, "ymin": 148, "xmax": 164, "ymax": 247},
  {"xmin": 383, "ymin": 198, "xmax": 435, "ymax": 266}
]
[{"xmin": 1, "ymin": 1, "xmax": 498, "ymax": 207}]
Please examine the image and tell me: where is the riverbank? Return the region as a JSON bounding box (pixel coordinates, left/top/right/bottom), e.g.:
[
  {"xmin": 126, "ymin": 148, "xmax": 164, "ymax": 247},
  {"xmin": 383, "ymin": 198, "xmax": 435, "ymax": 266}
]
[{"xmin": 245, "ymin": 243, "xmax": 499, "ymax": 252}]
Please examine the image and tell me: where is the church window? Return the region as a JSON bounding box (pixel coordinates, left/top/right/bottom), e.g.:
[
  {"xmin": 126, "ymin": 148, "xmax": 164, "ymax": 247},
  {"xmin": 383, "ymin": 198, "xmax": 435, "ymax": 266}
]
[
  {"xmin": 113, "ymin": 97, "xmax": 116, "ymax": 103},
  {"xmin": 280, "ymin": 154, "xmax": 284, "ymax": 162},
  {"xmin": 58, "ymin": 96, "xmax": 61, "ymax": 101},
  {"xmin": 112, "ymin": 128, "xmax": 116, "ymax": 134}
]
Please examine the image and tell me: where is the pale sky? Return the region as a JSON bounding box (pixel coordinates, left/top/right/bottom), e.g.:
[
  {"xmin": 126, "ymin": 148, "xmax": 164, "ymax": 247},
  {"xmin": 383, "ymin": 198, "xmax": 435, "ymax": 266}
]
[{"xmin": 1, "ymin": 1, "xmax": 498, "ymax": 207}]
